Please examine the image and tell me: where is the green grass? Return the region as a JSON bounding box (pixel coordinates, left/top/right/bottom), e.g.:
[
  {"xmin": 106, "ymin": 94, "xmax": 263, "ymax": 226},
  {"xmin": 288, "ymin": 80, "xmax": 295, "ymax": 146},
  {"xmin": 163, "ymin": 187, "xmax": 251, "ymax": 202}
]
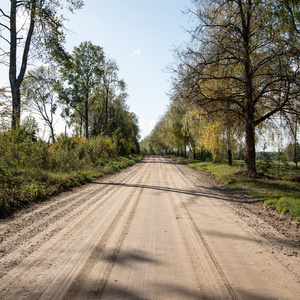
[
  {"xmin": 188, "ymin": 161, "xmax": 242, "ymax": 181},
  {"xmin": 167, "ymin": 155, "xmax": 300, "ymax": 221},
  {"xmin": 0, "ymin": 154, "xmax": 143, "ymax": 218},
  {"xmin": 265, "ymin": 196, "xmax": 300, "ymax": 219}
]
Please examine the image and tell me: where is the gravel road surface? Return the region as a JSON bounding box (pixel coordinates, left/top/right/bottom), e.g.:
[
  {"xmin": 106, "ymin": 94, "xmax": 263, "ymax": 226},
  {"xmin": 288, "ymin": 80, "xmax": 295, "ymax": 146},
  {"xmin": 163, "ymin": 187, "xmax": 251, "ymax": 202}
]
[{"xmin": 0, "ymin": 156, "xmax": 299, "ymax": 299}]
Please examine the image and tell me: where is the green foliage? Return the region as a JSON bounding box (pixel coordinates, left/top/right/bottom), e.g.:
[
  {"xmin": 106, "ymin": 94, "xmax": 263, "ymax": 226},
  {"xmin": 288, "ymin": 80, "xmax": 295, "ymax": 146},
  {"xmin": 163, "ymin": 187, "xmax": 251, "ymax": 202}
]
[
  {"xmin": 0, "ymin": 128, "xmax": 142, "ymax": 218},
  {"xmin": 140, "ymin": 98, "xmax": 242, "ymax": 164},
  {"xmin": 0, "ymin": 128, "xmax": 48, "ymax": 168},
  {"xmin": 265, "ymin": 196, "xmax": 300, "ymax": 221},
  {"xmin": 3, "ymin": 0, "xmax": 84, "ymax": 128},
  {"xmin": 87, "ymin": 135, "xmax": 118, "ymax": 163},
  {"xmin": 58, "ymin": 41, "xmax": 105, "ymax": 138},
  {"xmin": 57, "ymin": 42, "xmax": 139, "ymax": 146},
  {"xmin": 258, "ymin": 150, "xmax": 273, "ymax": 173},
  {"xmin": 48, "ymin": 135, "xmax": 86, "ymax": 171},
  {"xmin": 168, "ymin": 156, "xmax": 300, "ymax": 221},
  {"xmin": 112, "ymin": 128, "xmax": 131, "ymax": 156},
  {"xmin": 285, "ymin": 143, "xmax": 300, "ymax": 165},
  {"xmin": 21, "ymin": 66, "xmax": 58, "ymax": 142},
  {"xmin": 168, "ymin": 0, "xmax": 300, "ymax": 173},
  {"xmin": 275, "ymin": 150, "xmax": 290, "ymax": 174}
]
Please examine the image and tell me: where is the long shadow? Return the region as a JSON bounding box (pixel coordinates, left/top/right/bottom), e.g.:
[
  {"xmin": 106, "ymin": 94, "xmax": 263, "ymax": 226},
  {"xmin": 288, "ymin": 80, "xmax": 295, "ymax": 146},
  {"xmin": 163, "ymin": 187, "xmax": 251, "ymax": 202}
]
[
  {"xmin": 195, "ymin": 184, "xmax": 262, "ymax": 204},
  {"xmin": 92, "ymin": 181, "xmax": 257, "ymax": 204},
  {"xmin": 200, "ymin": 228, "xmax": 300, "ymax": 250}
]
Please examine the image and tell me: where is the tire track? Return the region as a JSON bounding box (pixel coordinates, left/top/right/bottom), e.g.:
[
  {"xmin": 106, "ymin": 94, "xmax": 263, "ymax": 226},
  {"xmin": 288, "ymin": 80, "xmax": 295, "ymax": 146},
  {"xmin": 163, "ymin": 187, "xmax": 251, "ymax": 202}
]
[
  {"xmin": 0, "ymin": 159, "xmax": 151, "ymax": 298},
  {"xmin": 0, "ymin": 162, "xmax": 140, "ymax": 244},
  {"xmin": 162, "ymin": 157, "xmax": 237, "ymax": 299},
  {"xmin": 1, "ymin": 156, "xmax": 298, "ymax": 299},
  {"xmin": 61, "ymin": 164, "xmax": 152, "ymax": 300},
  {"xmin": 0, "ymin": 161, "xmax": 149, "ymax": 279}
]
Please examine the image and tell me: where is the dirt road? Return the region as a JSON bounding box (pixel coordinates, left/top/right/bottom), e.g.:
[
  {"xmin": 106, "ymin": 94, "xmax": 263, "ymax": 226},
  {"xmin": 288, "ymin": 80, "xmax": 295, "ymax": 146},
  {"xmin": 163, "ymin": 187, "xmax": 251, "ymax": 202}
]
[{"xmin": 0, "ymin": 156, "xmax": 299, "ymax": 299}]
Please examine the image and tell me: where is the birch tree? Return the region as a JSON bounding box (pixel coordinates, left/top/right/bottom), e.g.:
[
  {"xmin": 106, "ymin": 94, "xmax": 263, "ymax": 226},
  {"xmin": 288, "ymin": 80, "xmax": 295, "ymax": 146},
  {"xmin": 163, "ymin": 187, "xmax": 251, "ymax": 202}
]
[{"xmin": 22, "ymin": 65, "xmax": 58, "ymax": 143}]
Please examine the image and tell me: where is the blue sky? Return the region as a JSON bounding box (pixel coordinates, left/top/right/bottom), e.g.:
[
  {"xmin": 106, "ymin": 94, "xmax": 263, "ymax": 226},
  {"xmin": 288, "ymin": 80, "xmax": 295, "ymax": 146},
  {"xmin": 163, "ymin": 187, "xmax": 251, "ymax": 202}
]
[{"xmin": 0, "ymin": 0, "xmax": 193, "ymax": 139}]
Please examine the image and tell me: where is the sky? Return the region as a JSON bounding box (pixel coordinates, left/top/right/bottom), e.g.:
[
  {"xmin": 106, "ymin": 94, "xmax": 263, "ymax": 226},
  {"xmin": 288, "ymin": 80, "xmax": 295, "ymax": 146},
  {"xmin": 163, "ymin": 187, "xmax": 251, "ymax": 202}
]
[{"xmin": 0, "ymin": 0, "xmax": 193, "ymax": 140}]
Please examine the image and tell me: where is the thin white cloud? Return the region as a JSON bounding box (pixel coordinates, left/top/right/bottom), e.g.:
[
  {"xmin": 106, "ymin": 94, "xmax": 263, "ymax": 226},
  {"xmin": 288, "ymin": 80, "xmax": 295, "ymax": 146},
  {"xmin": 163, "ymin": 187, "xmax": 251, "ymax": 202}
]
[{"xmin": 129, "ymin": 49, "xmax": 141, "ymax": 57}]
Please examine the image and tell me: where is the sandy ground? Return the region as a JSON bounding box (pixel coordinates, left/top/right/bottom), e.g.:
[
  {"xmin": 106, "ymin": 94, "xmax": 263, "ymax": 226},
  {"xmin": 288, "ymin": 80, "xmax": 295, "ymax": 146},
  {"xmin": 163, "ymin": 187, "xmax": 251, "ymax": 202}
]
[{"xmin": 0, "ymin": 155, "xmax": 299, "ymax": 299}]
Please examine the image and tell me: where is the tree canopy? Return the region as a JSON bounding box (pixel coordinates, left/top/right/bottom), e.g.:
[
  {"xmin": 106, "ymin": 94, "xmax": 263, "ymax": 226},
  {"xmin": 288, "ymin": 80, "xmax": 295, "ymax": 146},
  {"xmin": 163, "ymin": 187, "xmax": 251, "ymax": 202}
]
[
  {"xmin": 168, "ymin": 0, "xmax": 300, "ymax": 172},
  {"xmin": 0, "ymin": 0, "xmax": 84, "ymax": 128}
]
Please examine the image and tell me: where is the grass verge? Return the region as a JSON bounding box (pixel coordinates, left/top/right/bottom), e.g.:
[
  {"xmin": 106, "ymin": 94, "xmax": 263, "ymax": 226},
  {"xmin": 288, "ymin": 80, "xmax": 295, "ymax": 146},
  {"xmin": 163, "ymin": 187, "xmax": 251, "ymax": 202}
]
[
  {"xmin": 167, "ymin": 155, "xmax": 300, "ymax": 221},
  {"xmin": 0, "ymin": 154, "xmax": 143, "ymax": 218}
]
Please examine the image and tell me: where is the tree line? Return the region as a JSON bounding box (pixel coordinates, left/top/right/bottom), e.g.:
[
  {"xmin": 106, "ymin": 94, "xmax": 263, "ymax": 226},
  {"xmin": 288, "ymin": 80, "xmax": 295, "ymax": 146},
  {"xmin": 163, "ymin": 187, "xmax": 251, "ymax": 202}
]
[
  {"xmin": 141, "ymin": 0, "xmax": 300, "ymax": 173},
  {"xmin": 0, "ymin": 1, "xmax": 139, "ymax": 155}
]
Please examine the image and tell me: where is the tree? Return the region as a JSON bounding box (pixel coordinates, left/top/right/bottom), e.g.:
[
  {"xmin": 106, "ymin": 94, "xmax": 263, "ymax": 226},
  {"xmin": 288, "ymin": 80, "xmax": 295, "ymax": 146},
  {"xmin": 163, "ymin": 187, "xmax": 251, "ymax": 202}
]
[
  {"xmin": 102, "ymin": 60, "xmax": 125, "ymax": 135},
  {"xmin": 174, "ymin": 0, "xmax": 300, "ymax": 173},
  {"xmin": 21, "ymin": 115, "xmax": 39, "ymax": 141},
  {"xmin": 281, "ymin": 110, "xmax": 300, "ymax": 167},
  {"xmin": 0, "ymin": 87, "xmax": 11, "ymax": 131},
  {"xmin": 21, "ymin": 65, "xmax": 58, "ymax": 143},
  {"xmin": 90, "ymin": 59, "xmax": 126, "ymax": 136},
  {"xmin": 59, "ymin": 41, "xmax": 104, "ymax": 138},
  {"xmin": 171, "ymin": 82, "xmax": 243, "ymax": 164},
  {"xmin": 285, "ymin": 142, "xmax": 300, "ymax": 166},
  {"xmin": 167, "ymin": 99, "xmax": 191, "ymax": 157},
  {"xmin": 0, "ymin": 0, "xmax": 83, "ymax": 129},
  {"xmin": 149, "ymin": 116, "xmax": 169, "ymax": 155}
]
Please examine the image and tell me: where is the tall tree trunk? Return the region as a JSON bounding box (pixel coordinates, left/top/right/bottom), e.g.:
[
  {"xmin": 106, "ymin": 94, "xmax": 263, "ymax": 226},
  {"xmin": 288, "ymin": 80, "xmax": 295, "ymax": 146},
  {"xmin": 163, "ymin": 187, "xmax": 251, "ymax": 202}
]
[
  {"xmin": 10, "ymin": 0, "xmax": 36, "ymax": 129},
  {"xmin": 226, "ymin": 104, "xmax": 233, "ymax": 166},
  {"xmin": 245, "ymin": 111, "xmax": 256, "ymax": 173},
  {"xmin": 242, "ymin": 0, "xmax": 256, "ymax": 173},
  {"xmin": 227, "ymin": 148, "xmax": 233, "ymax": 166},
  {"xmin": 50, "ymin": 125, "xmax": 56, "ymax": 143},
  {"xmin": 10, "ymin": 0, "xmax": 18, "ymax": 128},
  {"xmin": 11, "ymin": 86, "xmax": 21, "ymax": 129}
]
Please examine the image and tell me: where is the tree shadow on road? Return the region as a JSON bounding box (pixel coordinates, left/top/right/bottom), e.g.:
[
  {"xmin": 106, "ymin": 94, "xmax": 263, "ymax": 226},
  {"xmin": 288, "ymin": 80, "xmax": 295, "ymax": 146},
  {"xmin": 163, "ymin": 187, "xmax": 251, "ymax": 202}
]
[
  {"xmin": 92, "ymin": 181, "xmax": 256, "ymax": 204},
  {"xmin": 102, "ymin": 249, "xmax": 159, "ymax": 266}
]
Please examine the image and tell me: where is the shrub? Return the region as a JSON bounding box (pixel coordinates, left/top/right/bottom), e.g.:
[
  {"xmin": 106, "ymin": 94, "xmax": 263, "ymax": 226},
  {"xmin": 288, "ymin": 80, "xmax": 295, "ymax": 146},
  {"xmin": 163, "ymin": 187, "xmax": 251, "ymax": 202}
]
[
  {"xmin": 258, "ymin": 151, "xmax": 272, "ymax": 173},
  {"xmin": 87, "ymin": 135, "xmax": 116, "ymax": 163},
  {"xmin": 0, "ymin": 127, "xmax": 142, "ymax": 217},
  {"xmin": 0, "ymin": 128, "xmax": 49, "ymax": 169},
  {"xmin": 48, "ymin": 135, "xmax": 86, "ymax": 171}
]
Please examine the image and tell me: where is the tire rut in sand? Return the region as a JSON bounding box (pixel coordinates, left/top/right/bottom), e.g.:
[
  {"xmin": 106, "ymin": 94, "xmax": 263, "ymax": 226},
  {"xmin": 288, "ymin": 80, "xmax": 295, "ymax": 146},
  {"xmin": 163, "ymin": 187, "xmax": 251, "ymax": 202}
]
[
  {"xmin": 0, "ymin": 163, "xmax": 146, "ymax": 279},
  {"xmin": 162, "ymin": 157, "xmax": 237, "ymax": 299},
  {"xmin": 61, "ymin": 165, "xmax": 152, "ymax": 300},
  {"xmin": 0, "ymin": 161, "xmax": 151, "ymax": 299},
  {"xmin": 1, "ymin": 156, "xmax": 298, "ymax": 300}
]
